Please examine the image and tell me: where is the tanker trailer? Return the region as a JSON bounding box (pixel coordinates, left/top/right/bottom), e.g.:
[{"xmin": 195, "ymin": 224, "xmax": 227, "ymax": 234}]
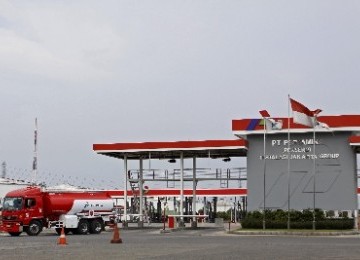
[{"xmin": 1, "ymin": 186, "xmax": 116, "ymax": 236}]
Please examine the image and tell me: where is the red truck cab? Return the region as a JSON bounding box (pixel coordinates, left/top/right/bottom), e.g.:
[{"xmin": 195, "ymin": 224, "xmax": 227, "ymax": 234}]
[{"xmin": 2, "ymin": 186, "xmax": 44, "ymax": 236}]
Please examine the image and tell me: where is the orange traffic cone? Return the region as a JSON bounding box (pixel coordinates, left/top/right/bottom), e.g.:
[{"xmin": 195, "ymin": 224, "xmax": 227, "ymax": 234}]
[
  {"xmin": 58, "ymin": 227, "xmax": 67, "ymax": 245},
  {"xmin": 111, "ymin": 224, "xmax": 122, "ymax": 244}
]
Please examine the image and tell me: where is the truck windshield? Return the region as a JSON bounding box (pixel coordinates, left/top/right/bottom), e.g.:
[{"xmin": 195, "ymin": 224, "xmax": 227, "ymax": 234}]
[{"xmin": 2, "ymin": 197, "xmax": 23, "ymax": 211}]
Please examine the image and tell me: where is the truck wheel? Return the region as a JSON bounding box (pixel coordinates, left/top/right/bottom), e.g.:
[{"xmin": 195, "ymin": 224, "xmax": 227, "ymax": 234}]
[
  {"xmin": 9, "ymin": 232, "xmax": 22, "ymax": 236},
  {"xmin": 26, "ymin": 220, "xmax": 43, "ymax": 236},
  {"xmin": 76, "ymin": 220, "xmax": 89, "ymax": 235},
  {"xmin": 89, "ymin": 219, "xmax": 102, "ymax": 234}
]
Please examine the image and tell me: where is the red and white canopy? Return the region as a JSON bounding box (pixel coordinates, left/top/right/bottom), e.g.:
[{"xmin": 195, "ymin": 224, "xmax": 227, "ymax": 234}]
[{"xmin": 93, "ymin": 139, "xmax": 248, "ymax": 160}]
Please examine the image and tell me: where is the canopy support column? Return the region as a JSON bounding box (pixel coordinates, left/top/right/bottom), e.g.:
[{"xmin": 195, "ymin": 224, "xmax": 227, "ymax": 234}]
[
  {"xmin": 139, "ymin": 158, "xmax": 144, "ymax": 227},
  {"xmin": 179, "ymin": 152, "xmax": 185, "ymax": 227},
  {"xmin": 123, "ymin": 155, "xmax": 128, "ymax": 227},
  {"xmin": 192, "ymin": 156, "xmax": 197, "ymax": 228}
]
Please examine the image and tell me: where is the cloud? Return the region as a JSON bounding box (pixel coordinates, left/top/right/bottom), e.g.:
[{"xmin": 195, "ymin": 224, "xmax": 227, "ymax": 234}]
[
  {"xmin": 0, "ymin": 1, "xmax": 124, "ymax": 82},
  {"xmin": 0, "ymin": 1, "xmax": 359, "ymax": 188}
]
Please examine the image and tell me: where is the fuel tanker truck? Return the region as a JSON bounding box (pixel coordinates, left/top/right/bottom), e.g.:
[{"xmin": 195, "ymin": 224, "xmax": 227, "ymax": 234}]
[{"xmin": 1, "ymin": 186, "xmax": 117, "ymax": 236}]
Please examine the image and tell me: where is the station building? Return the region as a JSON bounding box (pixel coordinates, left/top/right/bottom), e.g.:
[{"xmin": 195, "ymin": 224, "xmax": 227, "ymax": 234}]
[
  {"xmin": 232, "ymin": 115, "xmax": 360, "ymax": 212},
  {"xmin": 93, "ymin": 114, "xmax": 360, "ymax": 220}
]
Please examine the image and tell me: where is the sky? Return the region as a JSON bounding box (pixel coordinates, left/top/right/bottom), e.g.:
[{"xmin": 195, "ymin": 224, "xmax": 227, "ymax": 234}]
[{"xmin": 0, "ymin": 1, "xmax": 359, "ymax": 189}]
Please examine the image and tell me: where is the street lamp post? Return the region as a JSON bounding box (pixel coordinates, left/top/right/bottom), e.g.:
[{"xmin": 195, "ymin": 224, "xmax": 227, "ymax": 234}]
[{"xmin": 263, "ymin": 117, "xmax": 266, "ymax": 230}]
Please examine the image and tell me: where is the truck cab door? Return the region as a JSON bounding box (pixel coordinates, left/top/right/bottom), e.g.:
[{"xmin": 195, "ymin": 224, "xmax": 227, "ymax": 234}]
[{"xmin": 25, "ymin": 198, "xmax": 37, "ymax": 219}]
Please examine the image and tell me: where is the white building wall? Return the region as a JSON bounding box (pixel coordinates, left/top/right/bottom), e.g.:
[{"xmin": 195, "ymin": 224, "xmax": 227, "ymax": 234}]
[{"xmin": 0, "ymin": 179, "xmax": 30, "ymax": 208}]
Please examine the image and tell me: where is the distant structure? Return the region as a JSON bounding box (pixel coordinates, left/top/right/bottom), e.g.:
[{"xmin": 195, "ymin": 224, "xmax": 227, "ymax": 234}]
[{"xmin": 32, "ymin": 118, "xmax": 38, "ymax": 185}]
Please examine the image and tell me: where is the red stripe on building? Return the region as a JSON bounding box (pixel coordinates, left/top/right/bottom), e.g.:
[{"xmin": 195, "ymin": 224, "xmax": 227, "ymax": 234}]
[
  {"xmin": 232, "ymin": 115, "xmax": 360, "ymax": 132},
  {"xmin": 106, "ymin": 188, "xmax": 247, "ymax": 197},
  {"xmin": 107, "ymin": 188, "xmax": 360, "ymax": 197}
]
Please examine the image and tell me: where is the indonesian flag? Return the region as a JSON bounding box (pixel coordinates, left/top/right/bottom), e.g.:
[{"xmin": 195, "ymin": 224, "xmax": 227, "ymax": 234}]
[{"xmin": 290, "ymin": 98, "xmax": 318, "ymax": 127}]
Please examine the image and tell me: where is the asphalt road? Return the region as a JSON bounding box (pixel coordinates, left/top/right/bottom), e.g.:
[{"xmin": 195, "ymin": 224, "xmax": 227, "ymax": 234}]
[{"xmin": 1, "ymin": 227, "xmax": 360, "ymax": 260}]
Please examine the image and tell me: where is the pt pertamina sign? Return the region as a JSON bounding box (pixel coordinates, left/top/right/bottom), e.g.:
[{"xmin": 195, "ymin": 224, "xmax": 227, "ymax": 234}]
[{"xmin": 247, "ymin": 132, "xmax": 357, "ymax": 211}]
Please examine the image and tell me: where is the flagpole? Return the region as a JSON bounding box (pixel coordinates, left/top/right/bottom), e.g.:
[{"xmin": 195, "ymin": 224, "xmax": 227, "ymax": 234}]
[
  {"xmin": 312, "ymin": 124, "xmax": 316, "ymax": 230},
  {"xmin": 287, "ymin": 95, "xmax": 291, "ymax": 230},
  {"xmin": 289, "ymin": 97, "xmax": 321, "ymax": 230},
  {"xmin": 263, "ymin": 115, "xmax": 266, "ymax": 230}
]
